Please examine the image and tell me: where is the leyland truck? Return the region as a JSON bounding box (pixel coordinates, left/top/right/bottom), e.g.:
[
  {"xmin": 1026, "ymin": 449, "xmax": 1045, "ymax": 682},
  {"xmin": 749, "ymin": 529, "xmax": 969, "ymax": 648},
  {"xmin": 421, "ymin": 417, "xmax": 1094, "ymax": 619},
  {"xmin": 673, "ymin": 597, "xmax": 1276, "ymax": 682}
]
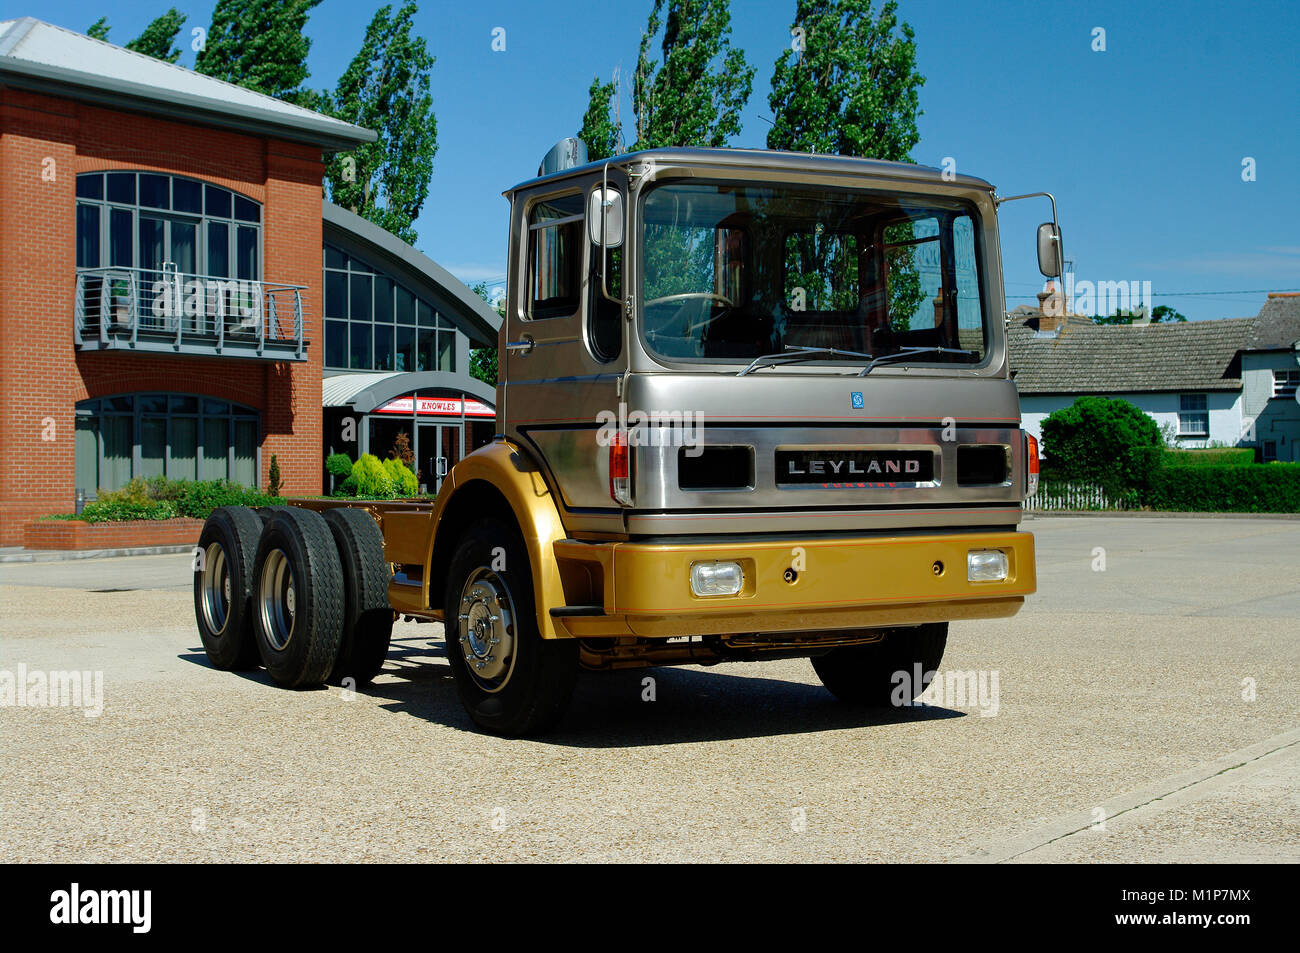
[{"xmin": 194, "ymin": 142, "xmax": 1057, "ymax": 736}]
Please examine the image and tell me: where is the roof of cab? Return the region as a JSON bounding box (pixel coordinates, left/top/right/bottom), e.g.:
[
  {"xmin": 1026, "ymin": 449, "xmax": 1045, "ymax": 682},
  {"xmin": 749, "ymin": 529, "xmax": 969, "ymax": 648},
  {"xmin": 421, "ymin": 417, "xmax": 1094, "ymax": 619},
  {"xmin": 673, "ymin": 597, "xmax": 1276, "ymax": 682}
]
[{"xmin": 504, "ymin": 146, "xmax": 995, "ymax": 198}]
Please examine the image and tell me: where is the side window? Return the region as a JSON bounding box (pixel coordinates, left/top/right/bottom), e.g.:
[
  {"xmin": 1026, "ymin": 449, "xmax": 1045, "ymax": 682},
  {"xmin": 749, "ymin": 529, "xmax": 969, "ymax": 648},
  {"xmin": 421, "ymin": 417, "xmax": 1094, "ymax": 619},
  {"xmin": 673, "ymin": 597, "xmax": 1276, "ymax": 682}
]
[
  {"xmin": 588, "ymin": 188, "xmax": 623, "ymax": 362},
  {"xmin": 527, "ymin": 193, "xmax": 585, "ymax": 319}
]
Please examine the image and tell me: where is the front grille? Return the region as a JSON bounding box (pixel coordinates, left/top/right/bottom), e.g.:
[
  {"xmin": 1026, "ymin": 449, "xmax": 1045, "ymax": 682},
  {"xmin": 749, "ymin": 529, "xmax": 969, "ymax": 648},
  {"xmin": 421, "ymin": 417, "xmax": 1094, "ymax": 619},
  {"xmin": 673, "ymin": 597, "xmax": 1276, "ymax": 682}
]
[{"xmin": 957, "ymin": 445, "xmax": 1009, "ymax": 485}]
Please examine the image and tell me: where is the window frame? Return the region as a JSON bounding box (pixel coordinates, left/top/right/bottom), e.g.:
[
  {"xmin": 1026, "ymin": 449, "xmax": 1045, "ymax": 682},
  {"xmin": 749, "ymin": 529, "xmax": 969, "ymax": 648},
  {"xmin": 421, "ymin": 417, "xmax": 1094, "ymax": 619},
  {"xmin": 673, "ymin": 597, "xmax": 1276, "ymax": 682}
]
[
  {"xmin": 74, "ymin": 172, "xmax": 263, "ymax": 282},
  {"xmin": 1177, "ymin": 393, "xmax": 1209, "ymax": 437},
  {"xmin": 74, "ymin": 392, "xmax": 261, "ymax": 498},
  {"xmin": 1271, "ymin": 368, "xmax": 1299, "ymax": 400},
  {"xmin": 323, "ymin": 241, "xmax": 458, "ymax": 373},
  {"xmin": 525, "ymin": 190, "xmax": 585, "ymax": 321}
]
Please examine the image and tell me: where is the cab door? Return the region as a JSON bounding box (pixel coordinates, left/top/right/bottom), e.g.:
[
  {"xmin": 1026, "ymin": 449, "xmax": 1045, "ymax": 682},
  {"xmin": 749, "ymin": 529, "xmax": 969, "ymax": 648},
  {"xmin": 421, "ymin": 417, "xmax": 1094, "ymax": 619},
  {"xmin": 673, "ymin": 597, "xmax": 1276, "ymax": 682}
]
[{"xmin": 502, "ymin": 175, "xmax": 628, "ymax": 527}]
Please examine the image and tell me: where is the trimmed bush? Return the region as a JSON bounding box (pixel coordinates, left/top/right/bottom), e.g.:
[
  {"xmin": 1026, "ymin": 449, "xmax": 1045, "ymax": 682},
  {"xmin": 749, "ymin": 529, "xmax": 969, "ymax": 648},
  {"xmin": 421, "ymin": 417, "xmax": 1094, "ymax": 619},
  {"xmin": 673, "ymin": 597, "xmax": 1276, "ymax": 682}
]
[
  {"xmin": 1147, "ymin": 463, "xmax": 1300, "ymax": 513},
  {"xmin": 1162, "ymin": 448, "xmax": 1255, "ymax": 467},
  {"xmin": 326, "ymin": 453, "xmax": 354, "ymax": 477},
  {"xmin": 383, "ymin": 457, "xmax": 418, "ymax": 496},
  {"xmin": 175, "ymin": 480, "xmax": 283, "ymax": 519},
  {"xmin": 1040, "ymin": 396, "xmax": 1163, "ymax": 497},
  {"xmin": 80, "ymin": 499, "xmax": 179, "ymax": 523},
  {"xmin": 351, "ymin": 453, "xmax": 394, "ymax": 498},
  {"xmin": 80, "ymin": 477, "xmax": 282, "ymax": 521}
]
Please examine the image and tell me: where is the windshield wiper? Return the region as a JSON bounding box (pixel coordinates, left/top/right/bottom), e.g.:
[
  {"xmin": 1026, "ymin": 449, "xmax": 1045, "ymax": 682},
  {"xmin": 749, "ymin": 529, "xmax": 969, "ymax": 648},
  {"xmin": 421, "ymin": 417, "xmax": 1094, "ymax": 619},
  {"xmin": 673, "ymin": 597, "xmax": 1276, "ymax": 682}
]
[
  {"xmin": 857, "ymin": 346, "xmax": 977, "ymax": 376},
  {"xmin": 738, "ymin": 345, "xmax": 874, "ymax": 377}
]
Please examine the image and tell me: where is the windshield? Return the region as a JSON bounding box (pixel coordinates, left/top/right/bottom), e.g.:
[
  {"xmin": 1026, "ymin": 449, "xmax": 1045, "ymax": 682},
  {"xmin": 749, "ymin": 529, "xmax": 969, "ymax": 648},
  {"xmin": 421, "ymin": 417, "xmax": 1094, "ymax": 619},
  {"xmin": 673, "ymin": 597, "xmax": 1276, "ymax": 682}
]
[{"xmin": 638, "ymin": 180, "xmax": 988, "ymax": 367}]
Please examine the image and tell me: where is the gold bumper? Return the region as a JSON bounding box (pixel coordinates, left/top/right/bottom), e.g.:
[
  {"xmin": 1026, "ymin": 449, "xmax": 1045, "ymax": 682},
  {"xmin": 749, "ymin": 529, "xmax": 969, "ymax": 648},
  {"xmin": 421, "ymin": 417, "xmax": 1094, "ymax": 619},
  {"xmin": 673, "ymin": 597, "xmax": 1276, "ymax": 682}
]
[{"xmin": 549, "ymin": 531, "xmax": 1036, "ymax": 638}]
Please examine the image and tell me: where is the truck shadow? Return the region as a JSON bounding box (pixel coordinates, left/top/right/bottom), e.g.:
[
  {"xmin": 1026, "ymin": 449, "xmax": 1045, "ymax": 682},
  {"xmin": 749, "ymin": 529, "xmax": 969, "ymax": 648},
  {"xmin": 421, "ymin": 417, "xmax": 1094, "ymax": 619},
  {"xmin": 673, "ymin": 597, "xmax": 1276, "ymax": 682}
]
[{"xmin": 182, "ymin": 636, "xmax": 966, "ymax": 746}]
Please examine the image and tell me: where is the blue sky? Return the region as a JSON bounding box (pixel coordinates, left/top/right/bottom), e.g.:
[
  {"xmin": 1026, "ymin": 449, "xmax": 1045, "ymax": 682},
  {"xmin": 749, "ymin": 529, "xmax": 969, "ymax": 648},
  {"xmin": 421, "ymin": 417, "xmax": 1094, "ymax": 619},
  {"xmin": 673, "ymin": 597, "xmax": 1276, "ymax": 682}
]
[{"xmin": 29, "ymin": 0, "xmax": 1300, "ymax": 320}]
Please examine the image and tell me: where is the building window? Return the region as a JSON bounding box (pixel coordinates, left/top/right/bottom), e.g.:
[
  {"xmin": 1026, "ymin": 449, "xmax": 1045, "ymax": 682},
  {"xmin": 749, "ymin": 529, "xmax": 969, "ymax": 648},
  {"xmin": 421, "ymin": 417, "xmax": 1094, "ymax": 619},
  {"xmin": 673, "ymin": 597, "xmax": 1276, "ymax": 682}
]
[
  {"xmin": 75, "ymin": 394, "xmax": 259, "ymax": 497},
  {"xmin": 1262, "ymin": 441, "xmax": 1277, "ymax": 462},
  {"xmin": 75, "ymin": 172, "xmax": 262, "ymax": 281},
  {"xmin": 1272, "ymin": 368, "xmax": 1299, "ymax": 399},
  {"xmin": 323, "ymin": 242, "xmax": 457, "ymax": 372},
  {"xmin": 1177, "ymin": 394, "xmax": 1208, "ymax": 436},
  {"xmin": 528, "ymin": 192, "xmax": 584, "ymax": 319}
]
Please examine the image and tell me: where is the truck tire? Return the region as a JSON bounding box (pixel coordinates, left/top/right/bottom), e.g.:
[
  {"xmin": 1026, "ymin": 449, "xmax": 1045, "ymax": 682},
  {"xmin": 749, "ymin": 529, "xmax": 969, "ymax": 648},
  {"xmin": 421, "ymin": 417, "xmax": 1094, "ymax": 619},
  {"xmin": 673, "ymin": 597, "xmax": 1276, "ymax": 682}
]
[
  {"xmin": 251, "ymin": 507, "xmax": 345, "ymax": 688},
  {"xmin": 323, "ymin": 507, "xmax": 393, "ymax": 686},
  {"xmin": 443, "ymin": 518, "xmax": 578, "ymax": 736},
  {"xmin": 255, "ymin": 505, "xmax": 294, "ymax": 524},
  {"xmin": 194, "ymin": 506, "xmax": 263, "ymax": 670},
  {"xmin": 811, "ymin": 623, "xmax": 948, "ymax": 707}
]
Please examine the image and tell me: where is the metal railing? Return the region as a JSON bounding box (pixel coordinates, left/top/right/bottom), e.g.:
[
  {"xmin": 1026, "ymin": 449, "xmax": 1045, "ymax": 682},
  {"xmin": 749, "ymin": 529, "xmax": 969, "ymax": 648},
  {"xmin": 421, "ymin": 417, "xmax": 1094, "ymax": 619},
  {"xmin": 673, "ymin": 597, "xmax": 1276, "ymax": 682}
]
[{"xmin": 74, "ymin": 267, "xmax": 306, "ymax": 359}]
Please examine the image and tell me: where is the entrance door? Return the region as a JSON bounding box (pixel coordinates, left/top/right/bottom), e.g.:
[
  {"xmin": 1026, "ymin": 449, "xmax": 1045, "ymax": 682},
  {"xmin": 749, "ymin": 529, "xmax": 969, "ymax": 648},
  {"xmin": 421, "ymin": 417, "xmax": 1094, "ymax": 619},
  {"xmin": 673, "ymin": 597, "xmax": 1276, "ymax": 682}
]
[
  {"xmin": 139, "ymin": 213, "xmax": 199, "ymax": 331},
  {"xmin": 419, "ymin": 422, "xmax": 462, "ymax": 493}
]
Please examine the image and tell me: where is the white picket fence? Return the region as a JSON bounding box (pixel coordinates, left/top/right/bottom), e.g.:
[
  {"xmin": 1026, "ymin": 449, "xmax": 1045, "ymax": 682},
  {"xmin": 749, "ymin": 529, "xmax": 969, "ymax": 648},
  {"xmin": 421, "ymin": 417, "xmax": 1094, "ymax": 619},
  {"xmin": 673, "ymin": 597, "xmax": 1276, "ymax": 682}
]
[{"xmin": 1024, "ymin": 480, "xmax": 1125, "ymax": 511}]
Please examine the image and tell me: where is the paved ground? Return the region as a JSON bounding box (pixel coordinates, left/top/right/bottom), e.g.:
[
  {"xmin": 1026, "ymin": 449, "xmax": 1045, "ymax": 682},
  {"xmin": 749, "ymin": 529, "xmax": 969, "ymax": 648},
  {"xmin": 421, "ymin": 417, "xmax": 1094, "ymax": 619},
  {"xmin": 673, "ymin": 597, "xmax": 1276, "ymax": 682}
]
[{"xmin": 1, "ymin": 516, "xmax": 1296, "ymax": 862}]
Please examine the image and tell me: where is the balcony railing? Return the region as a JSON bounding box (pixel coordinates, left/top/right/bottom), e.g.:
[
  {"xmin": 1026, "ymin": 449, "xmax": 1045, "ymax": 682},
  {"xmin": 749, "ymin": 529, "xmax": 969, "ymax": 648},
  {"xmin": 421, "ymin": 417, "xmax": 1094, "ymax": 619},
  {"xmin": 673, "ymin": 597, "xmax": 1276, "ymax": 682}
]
[{"xmin": 74, "ymin": 267, "xmax": 308, "ymax": 361}]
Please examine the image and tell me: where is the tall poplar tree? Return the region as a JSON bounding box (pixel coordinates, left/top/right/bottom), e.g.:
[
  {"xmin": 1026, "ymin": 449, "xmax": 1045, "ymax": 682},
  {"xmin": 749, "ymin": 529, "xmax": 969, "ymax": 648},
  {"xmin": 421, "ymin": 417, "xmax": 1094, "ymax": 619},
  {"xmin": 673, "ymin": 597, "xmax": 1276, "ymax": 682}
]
[
  {"xmin": 322, "ymin": 2, "xmax": 437, "ymax": 245},
  {"xmin": 195, "ymin": 0, "xmax": 321, "ymax": 102}
]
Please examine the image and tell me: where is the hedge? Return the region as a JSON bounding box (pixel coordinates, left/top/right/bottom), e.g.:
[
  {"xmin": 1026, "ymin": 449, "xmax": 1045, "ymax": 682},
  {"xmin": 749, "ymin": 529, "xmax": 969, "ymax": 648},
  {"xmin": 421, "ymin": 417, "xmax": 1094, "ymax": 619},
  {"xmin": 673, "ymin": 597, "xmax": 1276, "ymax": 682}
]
[
  {"xmin": 1161, "ymin": 448, "xmax": 1255, "ymax": 467},
  {"xmin": 1146, "ymin": 463, "xmax": 1300, "ymax": 513}
]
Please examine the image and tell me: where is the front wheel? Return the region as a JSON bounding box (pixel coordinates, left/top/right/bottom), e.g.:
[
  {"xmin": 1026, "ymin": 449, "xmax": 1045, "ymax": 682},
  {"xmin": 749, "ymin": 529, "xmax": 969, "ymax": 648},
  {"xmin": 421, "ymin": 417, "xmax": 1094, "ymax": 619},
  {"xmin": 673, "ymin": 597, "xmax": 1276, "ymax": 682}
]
[
  {"xmin": 443, "ymin": 518, "xmax": 578, "ymax": 736},
  {"xmin": 811, "ymin": 623, "xmax": 948, "ymax": 707}
]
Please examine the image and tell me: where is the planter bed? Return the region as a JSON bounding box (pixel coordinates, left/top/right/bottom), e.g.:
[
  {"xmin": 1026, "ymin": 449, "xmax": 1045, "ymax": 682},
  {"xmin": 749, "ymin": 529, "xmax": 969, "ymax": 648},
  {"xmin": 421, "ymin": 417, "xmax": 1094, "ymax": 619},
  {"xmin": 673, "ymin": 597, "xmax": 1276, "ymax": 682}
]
[{"xmin": 24, "ymin": 517, "xmax": 206, "ymax": 551}]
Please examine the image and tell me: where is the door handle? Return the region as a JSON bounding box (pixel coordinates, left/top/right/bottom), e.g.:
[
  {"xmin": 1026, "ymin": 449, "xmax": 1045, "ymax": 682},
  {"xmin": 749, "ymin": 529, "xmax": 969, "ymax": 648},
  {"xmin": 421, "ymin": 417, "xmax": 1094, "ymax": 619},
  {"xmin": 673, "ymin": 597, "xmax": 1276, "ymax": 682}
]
[{"xmin": 505, "ymin": 335, "xmax": 535, "ymax": 354}]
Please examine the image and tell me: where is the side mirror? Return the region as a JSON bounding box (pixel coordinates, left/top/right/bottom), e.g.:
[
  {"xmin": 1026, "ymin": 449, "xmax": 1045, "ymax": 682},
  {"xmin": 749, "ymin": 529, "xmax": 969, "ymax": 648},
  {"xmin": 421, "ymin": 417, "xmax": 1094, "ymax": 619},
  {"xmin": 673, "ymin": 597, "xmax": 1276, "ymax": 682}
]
[
  {"xmin": 588, "ymin": 188, "xmax": 624, "ymax": 249},
  {"xmin": 1037, "ymin": 222, "xmax": 1062, "ymax": 278}
]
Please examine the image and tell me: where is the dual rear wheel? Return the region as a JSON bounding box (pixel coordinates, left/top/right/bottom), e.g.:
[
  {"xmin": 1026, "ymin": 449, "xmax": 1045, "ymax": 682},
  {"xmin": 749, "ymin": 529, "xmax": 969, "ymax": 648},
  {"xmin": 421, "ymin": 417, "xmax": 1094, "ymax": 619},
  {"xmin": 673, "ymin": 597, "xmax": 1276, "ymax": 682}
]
[{"xmin": 193, "ymin": 505, "xmax": 392, "ymax": 688}]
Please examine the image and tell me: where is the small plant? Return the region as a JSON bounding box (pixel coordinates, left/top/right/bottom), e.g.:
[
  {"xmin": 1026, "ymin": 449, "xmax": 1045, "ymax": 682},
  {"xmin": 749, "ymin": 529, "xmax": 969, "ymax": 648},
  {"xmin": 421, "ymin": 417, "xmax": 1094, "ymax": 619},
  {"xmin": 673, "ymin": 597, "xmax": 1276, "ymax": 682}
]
[
  {"xmin": 268, "ymin": 454, "xmax": 282, "ymax": 496},
  {"xmin": 326, "ymin": 453, "xmax": 353, "ymax": 477},
  {"xmin": 351, "ymin": 453, "xmax": 393, "ymax": 498},
  {"xmin": 387, "ymin": 431, "xmax": 415, "ymax": 468},
  {"xmin": 383, "ymin": 457, "xmax": 418, "ymax": 496}
]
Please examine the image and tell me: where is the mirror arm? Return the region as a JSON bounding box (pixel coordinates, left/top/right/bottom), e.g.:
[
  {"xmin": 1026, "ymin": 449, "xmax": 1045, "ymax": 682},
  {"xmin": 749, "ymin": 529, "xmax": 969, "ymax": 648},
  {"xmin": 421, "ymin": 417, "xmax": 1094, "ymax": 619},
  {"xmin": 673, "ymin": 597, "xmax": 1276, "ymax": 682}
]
[{"xmin": 996, "ymin": 190, "xmax": 1064, "ymax": 278}]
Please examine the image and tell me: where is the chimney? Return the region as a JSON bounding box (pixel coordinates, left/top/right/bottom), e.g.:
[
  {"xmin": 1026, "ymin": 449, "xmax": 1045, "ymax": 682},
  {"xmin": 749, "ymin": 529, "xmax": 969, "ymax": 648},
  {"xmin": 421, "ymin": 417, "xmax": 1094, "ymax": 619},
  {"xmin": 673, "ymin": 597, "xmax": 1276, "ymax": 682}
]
[{"xmin": 1037, "ymin": 281, "xmax": 1065, "ymax": 333}]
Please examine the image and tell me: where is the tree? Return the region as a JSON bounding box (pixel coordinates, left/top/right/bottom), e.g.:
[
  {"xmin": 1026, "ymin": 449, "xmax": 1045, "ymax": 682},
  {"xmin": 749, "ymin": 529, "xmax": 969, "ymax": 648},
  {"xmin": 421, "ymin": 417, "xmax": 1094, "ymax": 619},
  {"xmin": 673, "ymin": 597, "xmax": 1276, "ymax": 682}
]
[
  {"xmin": 195, "ymin": 0, "xmax": 322, "ymax": 102},
  {"xmin": 766, "ymin": 0, "xmax": 926, "ymax": 329},
  {"xmin": 469, "ymin": 282, "xmax": 502, "ymax": 387},
  {"xmin": 579, "ymin": 76, "xmax": 621, "ymax": 161},
  {"xmin": 767, "ymin": 0, "xmax": 924, "ymax": 160},
  {"xmin": 87, "ymin": 18, "xmax": 111, "ymax": 41},
  {"xmin": 322, "ymin": 3, "xmax": 437, "ymax": 244},
  {"xmin": 1040, "ymin": 396, "xmax": 1163, "ymax": 500},
  {"xmin": 1096, "ymin": 303, "xmax": 1188, "ymax": 326},
  {"xmin": 578, "ymin": 0, "xmax": 754, "ymax": 153},
  {"xmin": 125, "ymin": 8, "xmax": 187, "ymax": 63}
]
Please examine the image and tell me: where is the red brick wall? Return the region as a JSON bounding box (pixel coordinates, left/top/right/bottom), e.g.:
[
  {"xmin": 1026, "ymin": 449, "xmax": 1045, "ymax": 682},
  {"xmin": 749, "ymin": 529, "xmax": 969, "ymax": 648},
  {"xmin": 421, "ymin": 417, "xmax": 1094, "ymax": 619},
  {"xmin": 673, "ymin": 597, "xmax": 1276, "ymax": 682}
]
[
  {"xmin": 0, "ymin": 89, "xmax": 326, "ymax": 545},
  {"xmin": 23, "ymin": 517, "xmax": 204, "ymax": 551}
]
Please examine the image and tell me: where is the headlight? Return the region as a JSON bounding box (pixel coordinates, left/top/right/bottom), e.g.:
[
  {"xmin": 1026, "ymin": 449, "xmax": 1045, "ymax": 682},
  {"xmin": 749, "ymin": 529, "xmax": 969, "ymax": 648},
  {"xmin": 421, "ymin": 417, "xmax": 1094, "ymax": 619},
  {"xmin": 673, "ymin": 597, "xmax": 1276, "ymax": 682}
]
[
  {"xmin": 690, "ymin": 560, "xmax": 744, "ymax": 597},
  {"xmin": 968, "ymin": 549, "xmax": 1009, "ymax": 582}
]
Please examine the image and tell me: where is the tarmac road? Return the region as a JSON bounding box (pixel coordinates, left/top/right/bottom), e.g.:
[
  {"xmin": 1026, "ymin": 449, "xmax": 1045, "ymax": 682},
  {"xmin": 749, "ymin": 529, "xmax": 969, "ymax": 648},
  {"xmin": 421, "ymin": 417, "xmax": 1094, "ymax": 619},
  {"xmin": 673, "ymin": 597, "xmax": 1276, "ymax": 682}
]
[{"xmin": 1, "ymin": 516, "xmax": 1296, "ymax": 863}]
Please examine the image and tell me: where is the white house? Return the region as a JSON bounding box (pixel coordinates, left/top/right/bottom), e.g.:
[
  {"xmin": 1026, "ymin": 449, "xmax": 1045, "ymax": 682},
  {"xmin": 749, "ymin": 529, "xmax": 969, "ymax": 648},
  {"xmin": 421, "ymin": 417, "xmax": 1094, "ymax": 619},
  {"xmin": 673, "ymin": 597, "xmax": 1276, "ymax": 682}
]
[{"xmin": 1009, "ymin": 294, "xmax": 1300, "ymax": 461}]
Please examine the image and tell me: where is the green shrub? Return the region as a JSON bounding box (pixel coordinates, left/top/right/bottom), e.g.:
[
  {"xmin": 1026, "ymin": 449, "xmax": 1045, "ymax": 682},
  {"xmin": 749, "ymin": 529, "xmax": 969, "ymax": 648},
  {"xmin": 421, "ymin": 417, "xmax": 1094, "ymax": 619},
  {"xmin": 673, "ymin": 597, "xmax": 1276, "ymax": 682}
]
[
  {"xmin": 351, "ymin": 453, "xmax": 393, "ymax": 498},
  {"xmin": 1162, "ymin": 448, "xmax": 1255, "ymax": 467},
  {"xmin": 338, "ymin": 475, "xmax": 359, "ymax": 496},
  {"xmin": 1147, "ymin": 463, "xmax": 1300, "ymax": 513},
  {"xmin": 383, "ymin": 457, "xmax": 418, "ymax": 496},
  {"xmin": 268, "ymin": 454, "xmax": 282, "ymax": 496},
  {"xmin": 1040, "ymin": 396, "xmax": 1163, "ymax": 495},
  {"xmin": 80, "ymin": 499, "xmax": 178, "ymax": 522},
  {"xmin": 176, "ymin": 480, "xmax": 283, "ymax": 519},
  {"xmin": 326, "ymin": 453, "xmax": 354, "ymax": 477}
]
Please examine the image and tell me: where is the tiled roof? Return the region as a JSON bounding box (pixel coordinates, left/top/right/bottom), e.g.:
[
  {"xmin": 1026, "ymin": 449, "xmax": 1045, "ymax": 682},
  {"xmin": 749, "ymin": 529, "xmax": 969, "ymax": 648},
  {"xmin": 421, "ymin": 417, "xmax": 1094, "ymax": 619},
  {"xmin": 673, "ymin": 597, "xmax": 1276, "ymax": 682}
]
[
  {"xmin": 1007, "ymin": 317, "xmax": 1256, "ymax": 394},
  {"xmin": 1247, "ymin": 293, "xmax": 1300, "ymax": 351}
]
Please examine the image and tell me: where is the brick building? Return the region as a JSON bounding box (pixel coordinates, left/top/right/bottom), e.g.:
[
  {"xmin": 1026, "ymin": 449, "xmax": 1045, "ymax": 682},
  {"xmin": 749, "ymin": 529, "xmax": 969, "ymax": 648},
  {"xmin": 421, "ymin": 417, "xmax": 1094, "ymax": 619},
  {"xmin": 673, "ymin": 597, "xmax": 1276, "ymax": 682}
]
[{"xmin": 0, "ymin": 17, "xmax": 375, "ymax": 545}]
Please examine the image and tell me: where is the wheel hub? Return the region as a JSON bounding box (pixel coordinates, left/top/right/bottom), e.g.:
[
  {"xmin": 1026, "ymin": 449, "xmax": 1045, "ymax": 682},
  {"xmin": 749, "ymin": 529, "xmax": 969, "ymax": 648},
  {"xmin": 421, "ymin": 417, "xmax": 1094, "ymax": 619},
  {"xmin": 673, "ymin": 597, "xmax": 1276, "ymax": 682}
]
[{"xmin": 457, "ymin": 571, "xmax": 515, "ymax": 688}]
